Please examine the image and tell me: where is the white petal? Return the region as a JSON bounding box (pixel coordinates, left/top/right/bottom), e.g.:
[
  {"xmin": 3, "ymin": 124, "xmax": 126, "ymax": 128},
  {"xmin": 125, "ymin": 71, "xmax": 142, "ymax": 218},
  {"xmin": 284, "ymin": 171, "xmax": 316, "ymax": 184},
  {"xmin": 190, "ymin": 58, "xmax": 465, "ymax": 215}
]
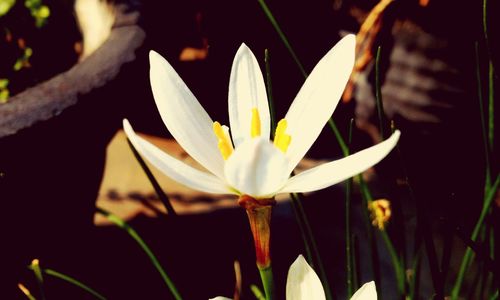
[
  {"xmin": 228, "ymin": 43, "xmax": 270, "ymax": 146},
  {"xmin": 286, "ymin": 255, "xmax": 326, "ymax": 300},
  {"xmin": 350, "ymin": 281, "xmax": 377, "ymax": 300},
  {"xmin": 123, "ymin": 119, "xmax": 232, "ymax": 195},
  {"xmin": 149, "ymin": 51, "xmax": 225, "ymax": 178},
  {"xmin": 209, "ymin": 297, "xmax": 232, "ymax": 300},
  {"xmin": 284, "ymin": 35, "xmax": 355, "ymax": 174},
  {"xmin": 281, "ymin": 130, "xmax": 400, "ymax": 194},
  {"xmin": 224, "ymin": 138, "xmax": 289, "ymax": 198}
]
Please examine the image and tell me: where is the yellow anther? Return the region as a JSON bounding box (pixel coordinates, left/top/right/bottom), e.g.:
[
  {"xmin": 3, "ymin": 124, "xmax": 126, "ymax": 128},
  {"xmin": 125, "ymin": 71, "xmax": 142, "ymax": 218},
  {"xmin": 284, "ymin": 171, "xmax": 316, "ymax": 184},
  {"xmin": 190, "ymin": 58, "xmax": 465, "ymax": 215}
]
[
  {"xmin": 251, "ymin": 108, "xmax": 261, "ymax": 138},
  {"xmin": 273, "ymin": 119, "xmax": 291, "ymax": 153},
  {"xmin": 213, "ymin": 121, "xmax": 233, "ymax": 160},
  {"xmin": 368, "ymin": 199, "xmax": 392, "ymax": 230}
]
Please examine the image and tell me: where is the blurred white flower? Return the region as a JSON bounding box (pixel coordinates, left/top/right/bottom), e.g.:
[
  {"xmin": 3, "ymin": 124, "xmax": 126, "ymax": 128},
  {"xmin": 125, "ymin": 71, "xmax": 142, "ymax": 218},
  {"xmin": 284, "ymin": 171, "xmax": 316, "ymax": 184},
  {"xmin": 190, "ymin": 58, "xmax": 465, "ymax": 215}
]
[
  {"xmin": 211, "ymin": 255, "xmax": 377, "ymax": 300},
  {"xmin": 75, "ymin": 0, "xmax": 115, "ymax": 59}
]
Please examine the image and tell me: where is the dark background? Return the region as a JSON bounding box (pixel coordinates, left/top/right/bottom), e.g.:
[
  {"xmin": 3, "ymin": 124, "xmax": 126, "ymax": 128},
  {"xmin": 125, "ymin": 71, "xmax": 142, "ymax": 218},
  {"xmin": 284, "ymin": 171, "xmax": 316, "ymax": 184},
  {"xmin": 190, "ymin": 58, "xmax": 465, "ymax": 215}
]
[{"xmin": 1, "ymin": 0, "xmax": 498, "ymax": 299}]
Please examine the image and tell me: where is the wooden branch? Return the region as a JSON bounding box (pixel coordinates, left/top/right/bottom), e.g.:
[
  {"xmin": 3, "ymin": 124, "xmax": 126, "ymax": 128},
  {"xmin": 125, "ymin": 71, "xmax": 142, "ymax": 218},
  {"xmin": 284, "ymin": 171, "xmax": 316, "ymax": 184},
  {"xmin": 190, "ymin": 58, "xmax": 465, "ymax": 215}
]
[{"xmin": 0, "ymin": 4, "xmax": 145, "ymax": 138}]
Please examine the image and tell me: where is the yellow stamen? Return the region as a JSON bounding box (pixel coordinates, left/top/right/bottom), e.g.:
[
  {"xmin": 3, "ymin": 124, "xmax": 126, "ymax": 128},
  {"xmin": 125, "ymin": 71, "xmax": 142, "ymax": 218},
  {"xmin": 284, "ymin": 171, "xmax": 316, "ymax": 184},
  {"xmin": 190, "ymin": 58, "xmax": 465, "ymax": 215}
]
[
  {"xmin": 251, "ymin": 108, "xmax": 261, "ymax": 138},
  {"xmin": 273, "ymin": 119, "xmax": 291, "ymax": 153},
  {"xmin": 213, "ymin": 121, "xmax": 233, "ymax": 160}
]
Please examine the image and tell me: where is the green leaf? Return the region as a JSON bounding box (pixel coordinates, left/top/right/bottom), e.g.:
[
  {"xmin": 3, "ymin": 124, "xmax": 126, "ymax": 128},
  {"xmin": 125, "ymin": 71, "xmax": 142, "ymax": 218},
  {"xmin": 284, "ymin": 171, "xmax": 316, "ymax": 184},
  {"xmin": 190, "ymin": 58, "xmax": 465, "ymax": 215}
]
[
  {"xmin": 96, "ymin": 207, "xmax": 183, "ymax": 300},
  {"xmin": 28, "ymin": 265, "xmax": 107, "ymax": 300}
]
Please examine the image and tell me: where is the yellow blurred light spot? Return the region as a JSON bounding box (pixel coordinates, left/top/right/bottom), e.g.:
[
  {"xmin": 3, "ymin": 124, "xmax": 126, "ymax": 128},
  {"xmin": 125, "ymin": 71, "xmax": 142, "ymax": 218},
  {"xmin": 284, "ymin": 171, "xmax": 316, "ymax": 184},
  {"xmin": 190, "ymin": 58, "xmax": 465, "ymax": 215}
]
[
  {"xmin": 0, "ymin": 78, "xmax": 8, "ymax": 88},
  {"xmin": 0, "ymin": 89, "xmax": 9, "ymax": 102},
  {"xmin": 213, "ymin": 121, "xmax": 233, "ymax": 160},
  {"xmin": 273, "ymin": 119, "xmax": 291, "ymax": 153},
  {"xmin": 419, "ymin": 0, "xmax": 430, "ymax": 7},
  {"xmin": 37, "ymin": 6, "xmax": 50, "ymax": 18},
  {"xmin": 251, "ymin": 108, "xmax": 261, "ymax": 138},
  {"xmin": 18, "ymin": 283, "xmax": 35, "ymax": 300},
  {"xmin": 368, "ymin": 199, "xmax": 391, "ymax": 230}
]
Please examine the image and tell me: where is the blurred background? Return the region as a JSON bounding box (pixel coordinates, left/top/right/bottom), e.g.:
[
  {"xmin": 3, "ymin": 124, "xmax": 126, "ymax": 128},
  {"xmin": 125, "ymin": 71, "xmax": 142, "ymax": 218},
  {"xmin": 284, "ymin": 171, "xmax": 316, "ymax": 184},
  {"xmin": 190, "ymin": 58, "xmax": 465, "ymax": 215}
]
[{"xmin": 0, "ymin": 0, "xmax": 498, "ymax": 299}]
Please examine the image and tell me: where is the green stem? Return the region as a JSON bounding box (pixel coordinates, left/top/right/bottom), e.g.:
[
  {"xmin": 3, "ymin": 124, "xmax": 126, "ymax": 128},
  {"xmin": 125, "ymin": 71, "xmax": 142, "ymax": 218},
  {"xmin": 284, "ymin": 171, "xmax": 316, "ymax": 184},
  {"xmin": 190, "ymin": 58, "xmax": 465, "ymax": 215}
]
[
  {"xmin": 489, "ymin": 221, "xmax": 495, "ymax": 259},
  {"xmin": 375, "ymin": 46, "xmax": 386, "ymax": 139},
  {"xmin": 289, "ymin": 194, "xmax": 314, "ymax": 265},
  {"xmin": 126, "ymin": 139, "xmax": 177, "ymax": 218},
  {"xmin": 488, "ymin": 59, "xmax": 494, "ymax": 153},
  {"xmin": 258, "ymin": 266, "xmax": 274, "ymax": 300},
  {"xmin": 345, "ymin": 118, "xmax": 354, "ymax": 297},
  {"xmin": 29, "ymin": 260, "xmax": 45, "ymax": 300},
  {"xmin": 490, "ymin": 289, "xmax": 499, "ymax": 300},
  {"xmin": 257, "ymin": 0, "xmax": 350, "ymax": 155},
  {"xmin": 380, "ymin": 231, "xmax": 405, "ymax": 294},
  {"xmin": 451, "ymin": 174, "xmax": 500, "ymax": 299},
  {"xmin": 345, "ymin": 176, "xmax": 353, "ymax": 298},
  {"xmin": 483, "ymin": 0, "xmax": 489, "ymax": 43},
  {"xmin": 28, "ymin": 267, "xmax": 107, "ymax": 300},
  {"xmin": 265, "ymin": 49, "xmax": 276, "ymax": 137},
  {"xmin": 96, "ymin": 207, "xmax": 183, "ymax": 300},
  {"xmin": 256, "ymin": 0, "xmax": 307, "ymax": 78},
  {"xmin": 375, "ymin": 49, "xmax": 408, "ymax": 292},
  {"xmin": 250, "ymin": 284, "xmax": 266, "ymax": 300},
  {"xmin": 482, "ymin": 0, "xmax": 494, "ymax": 153},
  {"xmin": 327, "ymin": 119, "xmax": 349, "ymax": 156},
  {"xmin": 358, "ymin": 175, "xmax": 372, "ymax": 202},
  {"xmin": 351, "ymin": 234, "xmax": 360, "ymax": 292},
  {"xmin": 358, "ymin": 177, "xmax": 382, "ymax": 295},
  {"xmin": 291, "ymin": 193, "xmax": 333, "ymax": 300},
  {"xmin": 475, "ymin": 42, "xmax": 492, "ymax": 190}
]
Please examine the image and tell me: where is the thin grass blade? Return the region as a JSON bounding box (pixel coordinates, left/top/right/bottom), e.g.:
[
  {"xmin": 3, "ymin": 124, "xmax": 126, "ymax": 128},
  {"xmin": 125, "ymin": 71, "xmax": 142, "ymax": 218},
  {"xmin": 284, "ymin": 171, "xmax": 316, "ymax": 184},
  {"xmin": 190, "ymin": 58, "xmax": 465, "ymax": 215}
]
[
  {"xmin": 126, "ymin": 138, "xmax": 177, "ymax": 218},
  {"xmin": 96, "ymin": 207, "xmax": 182, "ymax": 300}
]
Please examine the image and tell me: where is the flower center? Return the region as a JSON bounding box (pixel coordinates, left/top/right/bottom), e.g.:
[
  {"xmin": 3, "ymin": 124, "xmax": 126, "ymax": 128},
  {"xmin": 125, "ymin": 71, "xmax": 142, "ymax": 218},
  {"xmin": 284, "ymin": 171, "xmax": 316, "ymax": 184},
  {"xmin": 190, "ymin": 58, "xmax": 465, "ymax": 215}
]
[{"xmin": 213, "ymin": 107, "xmax": 292, "ymax": 160}]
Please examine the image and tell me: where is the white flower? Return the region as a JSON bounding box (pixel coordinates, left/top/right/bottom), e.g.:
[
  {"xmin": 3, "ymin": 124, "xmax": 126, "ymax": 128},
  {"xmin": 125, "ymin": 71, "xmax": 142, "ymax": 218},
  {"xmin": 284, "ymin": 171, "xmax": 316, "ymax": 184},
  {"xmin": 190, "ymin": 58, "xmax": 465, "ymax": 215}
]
[
  {"xmin": 287, "ymin": 255, "xmax": 377, "ymax": 300},
  {"xmin": 210, "ymin": 255, "xmax": 377, "ymax": 300},
  {"xmin": 123, "ymin": 35, "xmax": 400, "ymax": 199}
]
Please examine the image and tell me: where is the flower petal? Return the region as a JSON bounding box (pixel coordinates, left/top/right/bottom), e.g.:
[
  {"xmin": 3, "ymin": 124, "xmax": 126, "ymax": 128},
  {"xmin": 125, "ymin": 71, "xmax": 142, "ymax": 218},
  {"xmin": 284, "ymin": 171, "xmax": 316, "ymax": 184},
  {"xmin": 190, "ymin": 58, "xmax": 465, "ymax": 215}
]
[
  {"xmin": 350, "ymin": 281, "xmax": 377, "ymax": 300},
  {"xmin": 224, "ymin": 138, "xmax": 288, "ymax": 198},
  {"xmin": 281, "ymin": 130, "xmax": 400, "ymax": 194},
  {"xmin": 284, "ymin": 35, "xmax": 355, "ymax": 174},
  {"xmin": 228, "ymin": 43, "xmax": 270, "ymax": 146},
  {"xmin": 123, "ymin": 119, "xmax": 232, "ymax": 195},
  {"xmin": 286, "ymin": 255, "xmax": 326, "ymax": 300},
  {"xmin": 149, "ymin": 50, "xmax": 225, "ymax": 178},
  {"xmin": 209, "ymin": 297, "xmax": 232, "ymax": 300}
]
